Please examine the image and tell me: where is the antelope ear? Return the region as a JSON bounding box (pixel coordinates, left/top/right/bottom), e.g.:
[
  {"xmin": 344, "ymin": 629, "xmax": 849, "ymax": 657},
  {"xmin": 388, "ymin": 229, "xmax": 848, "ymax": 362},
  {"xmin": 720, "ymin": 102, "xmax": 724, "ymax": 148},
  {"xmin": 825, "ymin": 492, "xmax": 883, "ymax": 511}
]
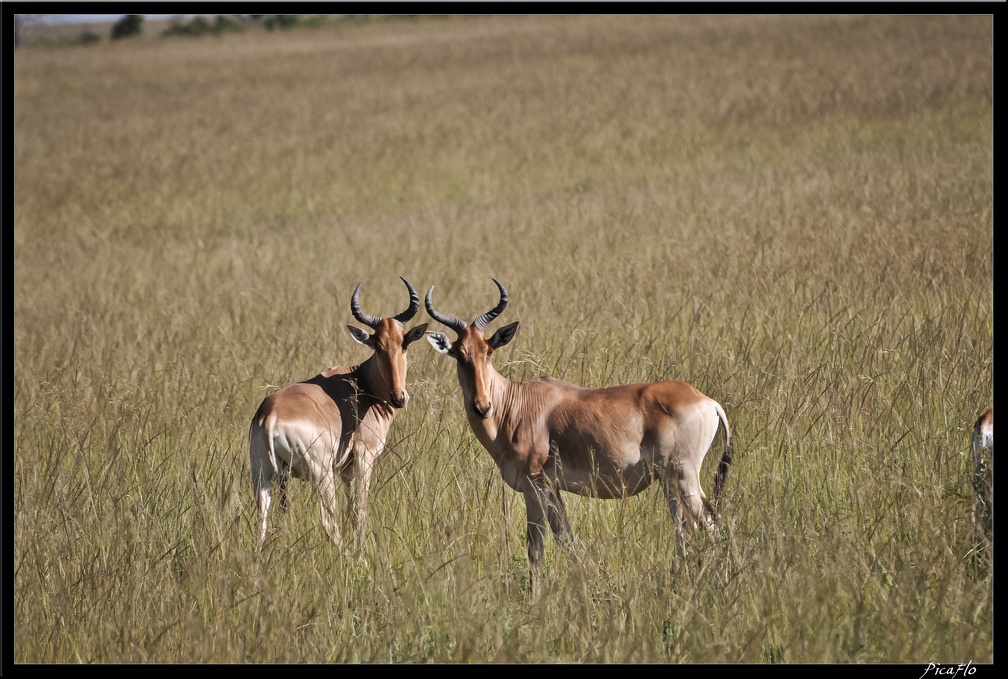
[
  {"xmin": 403, "ymin": 323, "xmax": 428, "ymax": 346},
  {"xmin": 347, "ymin": 325, "xmax": 372, "ymax": 346},
  {"xmin": 488, "ymin": 321, "xmax": 519, "ymax": 349},
  {"xmin": 426, "ymin": 331, "xmax": 452, "ymax": 355}
]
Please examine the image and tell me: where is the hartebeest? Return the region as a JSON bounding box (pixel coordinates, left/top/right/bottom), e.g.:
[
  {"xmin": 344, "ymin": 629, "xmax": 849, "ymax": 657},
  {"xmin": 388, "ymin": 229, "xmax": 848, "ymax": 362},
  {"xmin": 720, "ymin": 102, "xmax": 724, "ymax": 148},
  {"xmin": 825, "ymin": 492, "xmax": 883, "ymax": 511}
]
[
  {"xmin": 425, "ymin": 278, "xmax": 733, "ymax": 593},
  {"xmin": 971, "ymin": 405, "xmax": 993, "ymax": 563},
  {"xmin": 249, "ymin": 277, "xmax": 428, "ymax": 550}
]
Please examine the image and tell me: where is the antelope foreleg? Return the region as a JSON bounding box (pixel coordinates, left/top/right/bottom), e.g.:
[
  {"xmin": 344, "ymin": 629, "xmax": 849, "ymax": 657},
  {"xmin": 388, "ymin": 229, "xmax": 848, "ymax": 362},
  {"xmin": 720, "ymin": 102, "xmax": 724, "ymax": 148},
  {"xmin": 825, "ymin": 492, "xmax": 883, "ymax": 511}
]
[{"xmin": 523, "ymin": 487, "xmax": 548, "ymax": 599}]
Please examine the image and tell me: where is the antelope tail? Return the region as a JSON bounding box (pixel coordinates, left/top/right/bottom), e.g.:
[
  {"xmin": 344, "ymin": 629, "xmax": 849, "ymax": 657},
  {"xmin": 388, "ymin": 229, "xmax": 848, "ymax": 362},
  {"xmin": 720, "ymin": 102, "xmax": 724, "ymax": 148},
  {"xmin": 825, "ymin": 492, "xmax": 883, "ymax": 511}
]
[
  {"xmin": 711, "ymin": 401, "xmax": 733, "ymax": 512},
  {"xmin": 249, "ymin": 412, "xmax": 281, "ymax": 489}
]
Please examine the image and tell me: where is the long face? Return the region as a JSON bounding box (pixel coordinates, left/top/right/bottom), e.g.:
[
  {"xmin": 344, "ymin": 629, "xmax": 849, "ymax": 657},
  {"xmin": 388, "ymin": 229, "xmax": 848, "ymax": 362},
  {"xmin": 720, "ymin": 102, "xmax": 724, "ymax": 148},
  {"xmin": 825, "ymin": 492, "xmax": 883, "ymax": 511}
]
[
  {"xmin": 428, "ymin": 323, "xmax": 517, "ymax": 418},
  {"xmin": 348, "ymin": 317, "xmax": 428, "ymax": 408},
  {"xmin": 347, "ymin": 277, "xmax": 427, "ymax": 409},
  {"xmin": 424, "ymin": 278, "xmax": 518, "ymax": 419}
]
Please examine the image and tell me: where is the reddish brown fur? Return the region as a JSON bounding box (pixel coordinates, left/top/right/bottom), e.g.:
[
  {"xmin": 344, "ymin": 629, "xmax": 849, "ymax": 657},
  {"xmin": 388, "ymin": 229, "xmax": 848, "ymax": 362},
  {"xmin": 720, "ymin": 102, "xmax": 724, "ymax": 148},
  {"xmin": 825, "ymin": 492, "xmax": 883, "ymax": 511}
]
[
  {"xmin": 249, "ymin": 282, "xmax": 427, "ymax": 550},
  {"xmin": 426, "ymin": 281, "xmax": 733, "ymax": 595}
]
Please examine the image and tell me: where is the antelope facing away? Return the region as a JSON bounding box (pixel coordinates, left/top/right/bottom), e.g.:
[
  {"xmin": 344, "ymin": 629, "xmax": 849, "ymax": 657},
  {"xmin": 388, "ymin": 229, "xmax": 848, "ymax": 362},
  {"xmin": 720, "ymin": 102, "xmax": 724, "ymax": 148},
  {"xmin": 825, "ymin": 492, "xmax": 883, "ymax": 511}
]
[
  {"xmin": 425, "ymin": 278, "xmax": 733, "ymax": 594},
  {"xmin": 249, "ymin": 277, "xmax": 428, "ymax": 551},
  {"xmin": 971, "ymin": 405, "xmax": 993, "ymax": 563}
]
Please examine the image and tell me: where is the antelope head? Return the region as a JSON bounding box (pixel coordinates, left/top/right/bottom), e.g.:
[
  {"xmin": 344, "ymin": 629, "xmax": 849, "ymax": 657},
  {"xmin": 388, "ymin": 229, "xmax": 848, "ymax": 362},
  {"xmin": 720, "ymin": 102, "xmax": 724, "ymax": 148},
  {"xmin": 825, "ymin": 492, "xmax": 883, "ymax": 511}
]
[
  {"xmin": 425, "ymin": 278, "xmax": 519, "ymax": 419},
  {"xmin": 347, "ymin": 276, "xmax": 428, "ymax": 408}
]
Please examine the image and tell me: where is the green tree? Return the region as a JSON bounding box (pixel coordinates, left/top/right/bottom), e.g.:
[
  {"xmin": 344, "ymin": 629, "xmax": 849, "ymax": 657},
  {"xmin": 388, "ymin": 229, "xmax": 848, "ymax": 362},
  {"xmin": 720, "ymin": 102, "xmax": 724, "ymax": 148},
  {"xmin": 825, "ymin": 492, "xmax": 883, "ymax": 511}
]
[{"xmin": 111, "ymin": 15, "xmax": 144, "ymax": 40}]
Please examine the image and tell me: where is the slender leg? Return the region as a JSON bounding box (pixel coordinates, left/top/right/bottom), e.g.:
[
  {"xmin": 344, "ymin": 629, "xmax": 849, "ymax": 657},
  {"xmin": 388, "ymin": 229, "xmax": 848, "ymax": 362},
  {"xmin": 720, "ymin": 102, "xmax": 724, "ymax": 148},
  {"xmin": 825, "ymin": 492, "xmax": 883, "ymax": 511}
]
[
  {"xmin": 339, "ymin": 459, "xmax": 354, "ymax": 531},
  {"xmin": 277, "ymin": 462, "xmax": 291, "ymax": 511},
  {"xmin": 350, "ymin": 452, "xmax": 376, "ymax": 548},
  {"xmin": 256, "ymin": 485, "xmax": 272, "ymax": 550},
  {"xmin": 523, "ymin": 484, "xmax": 548, "ymax": 600},
  {"xmin": 542, "ymin": 457, "xmax": 574, "ymax": 550},
  {"xmin": 543, "ymin": 483, "xmax": 573, "ymax": 551},
  {"xmin": 660, "ymin": 474, "xmax": 687, "ymax": 540},
  {"xmin": 669, "ymin": 460, "xmax": 715, "ymax": 534},
  {"xmin": 250, "ymin": 445, "xmax": 274, "ymax": 551},
  {"xmin": 314, "ymin": 466, "xmax": 342, "ymax": 548}
]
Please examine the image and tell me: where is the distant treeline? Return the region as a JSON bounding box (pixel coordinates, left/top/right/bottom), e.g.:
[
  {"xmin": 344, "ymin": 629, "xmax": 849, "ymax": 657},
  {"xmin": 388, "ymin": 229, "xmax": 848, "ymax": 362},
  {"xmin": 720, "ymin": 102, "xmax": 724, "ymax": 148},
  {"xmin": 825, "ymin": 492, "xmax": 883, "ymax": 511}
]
[
  {"xmin": 159, "ymin": 14, "xmax": 333, "ymax": 37},
  {"xmin": 14, "ymin": 14, "xmax": 411, "ymax": 48}
]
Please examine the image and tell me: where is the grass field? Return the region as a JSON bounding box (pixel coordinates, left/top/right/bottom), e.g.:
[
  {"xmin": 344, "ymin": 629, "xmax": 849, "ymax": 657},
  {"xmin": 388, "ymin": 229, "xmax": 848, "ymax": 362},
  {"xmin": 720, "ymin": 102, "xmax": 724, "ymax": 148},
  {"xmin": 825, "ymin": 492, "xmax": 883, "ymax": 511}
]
[{"xmin": 13, "ymin": 14, "xmax": 993, "ymax": 663}]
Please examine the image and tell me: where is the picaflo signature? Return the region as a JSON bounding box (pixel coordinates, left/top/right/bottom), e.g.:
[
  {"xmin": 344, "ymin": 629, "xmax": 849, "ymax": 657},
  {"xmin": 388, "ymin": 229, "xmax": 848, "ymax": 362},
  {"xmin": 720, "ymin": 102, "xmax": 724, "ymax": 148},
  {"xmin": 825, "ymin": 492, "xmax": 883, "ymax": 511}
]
[{"xmin": 919, "ymin": 663, "xmax": 976, "ymax": 679}]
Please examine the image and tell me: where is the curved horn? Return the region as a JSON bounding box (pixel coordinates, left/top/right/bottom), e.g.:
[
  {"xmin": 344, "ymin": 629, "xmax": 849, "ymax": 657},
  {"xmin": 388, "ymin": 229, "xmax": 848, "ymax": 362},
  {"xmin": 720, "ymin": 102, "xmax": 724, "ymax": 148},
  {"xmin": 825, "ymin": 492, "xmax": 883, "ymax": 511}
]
[
  {"xmin": 472, "ymin": 278, "xmax": 509, "ymax": 330},
  {"xmin": 425, "ymin": 285, "xmax": 468, "ymax": 335},
  {"xmin": 349, "ymin": 282, "xmax": 382, "ymax": 330},
  {"xmin": 392, "ymin": 276, "xmax": 420, "ymax": 325}
]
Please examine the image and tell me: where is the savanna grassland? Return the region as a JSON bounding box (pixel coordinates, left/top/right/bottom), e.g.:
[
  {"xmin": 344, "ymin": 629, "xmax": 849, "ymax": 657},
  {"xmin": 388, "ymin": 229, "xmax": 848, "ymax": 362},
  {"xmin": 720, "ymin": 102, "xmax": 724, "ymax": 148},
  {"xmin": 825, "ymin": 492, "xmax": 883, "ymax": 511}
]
[{"xmin": 13, "ymin": 14, "xmax": 993, "ymax": 663}]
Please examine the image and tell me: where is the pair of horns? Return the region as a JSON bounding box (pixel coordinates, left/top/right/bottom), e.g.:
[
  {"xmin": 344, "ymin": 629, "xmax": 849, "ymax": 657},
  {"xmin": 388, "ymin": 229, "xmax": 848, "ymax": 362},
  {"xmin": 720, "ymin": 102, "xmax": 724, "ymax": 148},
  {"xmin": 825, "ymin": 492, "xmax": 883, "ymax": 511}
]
[
  {"xmin": 350, "ymin": 276, "xmax": 420, "ymax": 329},
  {"xmin": 425, "ymin": 278, "xmax": 509, "ymax": 334}
]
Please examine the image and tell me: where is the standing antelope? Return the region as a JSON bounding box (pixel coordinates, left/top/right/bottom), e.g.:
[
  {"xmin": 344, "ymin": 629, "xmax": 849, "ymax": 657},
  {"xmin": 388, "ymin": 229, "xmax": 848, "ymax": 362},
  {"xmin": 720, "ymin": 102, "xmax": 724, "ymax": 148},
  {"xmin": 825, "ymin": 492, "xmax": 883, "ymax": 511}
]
[
  {"xmin": 971, "ymin": 405, "xmax": 993, "ymax": 564},
  {"xmin": 425, "ymin": 278, "xmax": 733, "ymax": 594},
  {"xmin": 249, "ymin": 277, "xmax": 428, "ymax": 550}
]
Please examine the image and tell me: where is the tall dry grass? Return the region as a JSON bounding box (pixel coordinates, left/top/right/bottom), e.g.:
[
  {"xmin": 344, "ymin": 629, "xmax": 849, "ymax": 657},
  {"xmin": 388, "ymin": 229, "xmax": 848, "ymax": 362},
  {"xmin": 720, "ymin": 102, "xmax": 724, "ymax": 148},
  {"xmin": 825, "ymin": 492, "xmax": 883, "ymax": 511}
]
[{"xmin": 14, "ymin": 14, "xmax": 992, "ymax": 663}]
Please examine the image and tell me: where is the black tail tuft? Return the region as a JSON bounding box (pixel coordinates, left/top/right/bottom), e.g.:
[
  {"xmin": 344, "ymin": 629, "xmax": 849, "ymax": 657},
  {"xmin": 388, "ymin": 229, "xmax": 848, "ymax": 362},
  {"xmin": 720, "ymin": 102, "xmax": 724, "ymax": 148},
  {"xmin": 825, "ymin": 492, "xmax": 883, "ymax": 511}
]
[{"xmin": 713, "ymin": 439, "xmax": 733, "ymax": 511}]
